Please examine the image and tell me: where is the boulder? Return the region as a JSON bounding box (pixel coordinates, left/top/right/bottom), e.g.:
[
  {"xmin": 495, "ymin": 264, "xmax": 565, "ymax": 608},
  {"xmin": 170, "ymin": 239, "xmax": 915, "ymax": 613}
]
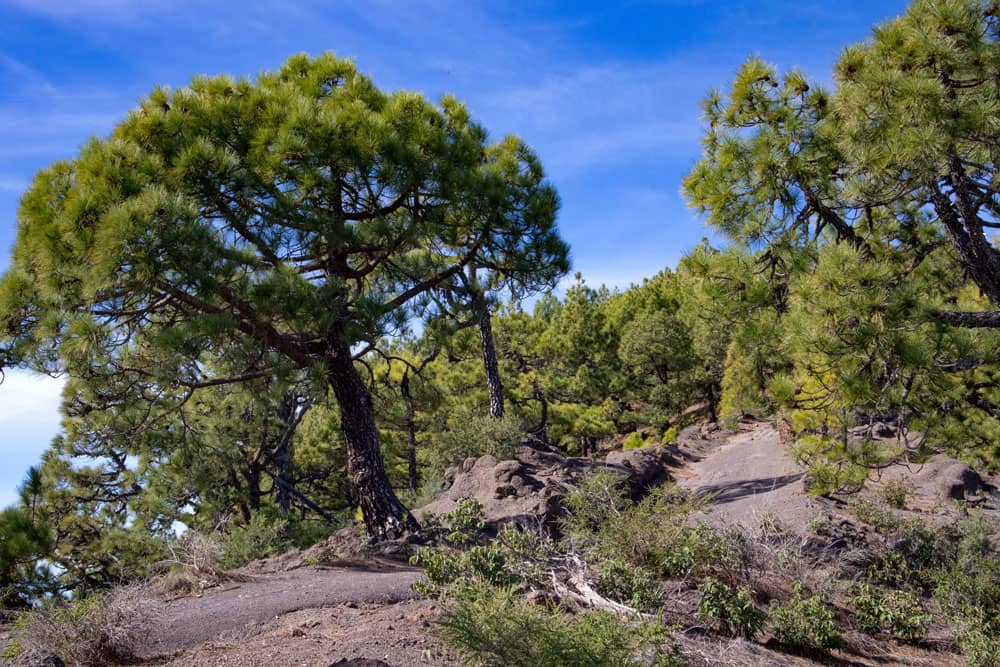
[
  {"xmin": 936, "ymin": 461, "xmax": 986, "ymax": 500},
  {"xmin": 417, "ymin": 444, "xmax": 675, "ymax": 529},
  {"xmin": 7, "ymin": 649, "xmax": 66, "ymax": 667}
]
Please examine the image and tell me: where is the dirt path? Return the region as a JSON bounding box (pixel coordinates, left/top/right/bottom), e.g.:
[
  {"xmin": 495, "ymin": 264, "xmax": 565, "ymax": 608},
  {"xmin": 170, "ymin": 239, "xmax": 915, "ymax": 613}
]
[
  {"xmin": 677, "ymin": 422, "xmax": 823, "ymax": 531},
  {"xmin": 142, "ymin": 565, "xmax": 422, "ymax": 659}
]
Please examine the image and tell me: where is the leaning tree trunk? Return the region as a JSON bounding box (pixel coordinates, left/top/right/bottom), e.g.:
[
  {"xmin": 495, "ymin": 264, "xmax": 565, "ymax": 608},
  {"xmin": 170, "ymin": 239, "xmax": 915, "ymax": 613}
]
[
  {"xmin": 326, "ymin": 333, "xmax": 419, "ymax": 541},
  {"xmin": 477, "ymin": 299, "xmax": 505, "ymax": 418}
]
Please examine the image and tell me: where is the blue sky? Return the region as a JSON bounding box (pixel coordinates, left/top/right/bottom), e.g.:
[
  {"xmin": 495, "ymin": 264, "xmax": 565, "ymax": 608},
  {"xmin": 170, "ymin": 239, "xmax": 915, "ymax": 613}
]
[{"xmin": 0, "ymin": 0, "xmax": 908, "ymax": 506}]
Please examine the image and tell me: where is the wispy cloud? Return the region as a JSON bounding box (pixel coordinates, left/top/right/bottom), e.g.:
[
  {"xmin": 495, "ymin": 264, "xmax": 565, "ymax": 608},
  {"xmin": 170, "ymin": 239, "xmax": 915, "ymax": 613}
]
[{"xmin": 0, "ymin": 0, "xmax": 179, "ymax": 23}]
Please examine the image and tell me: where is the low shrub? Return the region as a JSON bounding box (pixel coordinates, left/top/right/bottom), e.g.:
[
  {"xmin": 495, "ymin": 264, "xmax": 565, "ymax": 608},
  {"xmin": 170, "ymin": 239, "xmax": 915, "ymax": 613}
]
[
  {"xmin": 437, "ymin": 584, "xmax": 683, "ymax": 667},
  {"xmin": 218, "ymin": 513, "xmax": 289, "ymax": 569},
  {"xmin": 848, "ymin": 583, "xmax": 928, "ymax": 641},
  {"xmin": 622, "ymin": 432, "xmax": 649, "ymax": 451},
  {"xmin": 563, "ymin": 475, "xmax": 739, "ymax": 580},
  {"xmin": 11, "ymin": 584, "xmax": 154, "ymax": 666},
  {"xmin": 933, "ymin": 512, "xmax": 1000, "ymax": 666},
  {"xmin": 697, "ymin": 577, "xmax": 765, "ymax": 638},
  {"xmin": 880, "ymin": 479, "xmax": 911, "ymax": 509},
  {"xmin": 596, "ymin": 559, "xmax": 665, "ymax": 613},
  {"xmin": 660, "ymin": 523, "xmax": 738, "ymax": 579},
  {"xmin": 769, "ymin": 583, "xmax": 843, "ymax": 652}
]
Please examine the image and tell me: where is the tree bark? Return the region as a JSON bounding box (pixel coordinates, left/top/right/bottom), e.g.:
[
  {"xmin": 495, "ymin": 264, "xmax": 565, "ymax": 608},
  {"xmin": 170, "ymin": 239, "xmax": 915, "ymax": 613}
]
[
  {"xmin": 400, "ymin": 370, "xmax": 420, "ymax": 495},
  {"xmin": 477, "ymin": 300, "xmax": 505, "ymax": 418},
  {"xmin": 326, "ymin": 332, "xmax": 418, "ymax": 540}
]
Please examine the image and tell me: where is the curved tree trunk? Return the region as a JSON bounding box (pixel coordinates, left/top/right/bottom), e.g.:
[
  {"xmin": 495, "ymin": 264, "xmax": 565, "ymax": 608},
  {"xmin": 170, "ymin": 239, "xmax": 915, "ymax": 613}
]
[
  {"xmin": 326, "ymin": 333, "xmax": 418, "ymax": 541},
  {"xmin": 478, "ymin": 300, "xmax": 505, "ymax": 418}
]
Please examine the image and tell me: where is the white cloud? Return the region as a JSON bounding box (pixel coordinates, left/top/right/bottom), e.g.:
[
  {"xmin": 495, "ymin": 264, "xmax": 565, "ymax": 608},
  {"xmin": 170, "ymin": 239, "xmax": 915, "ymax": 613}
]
[{"xmin": 0, "ymin": 370, "xmax": 65, "ymax": 425}]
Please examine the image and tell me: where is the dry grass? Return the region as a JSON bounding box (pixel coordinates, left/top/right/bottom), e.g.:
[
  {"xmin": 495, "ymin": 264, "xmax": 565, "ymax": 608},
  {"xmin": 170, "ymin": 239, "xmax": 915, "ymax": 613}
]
[
  {"xmin": 11, "ymin": 583, "xmax": 155, "ymax": 667},
  {"xmin": 154, "ymin": 531, "xmax": 250, "ymax": 600}
]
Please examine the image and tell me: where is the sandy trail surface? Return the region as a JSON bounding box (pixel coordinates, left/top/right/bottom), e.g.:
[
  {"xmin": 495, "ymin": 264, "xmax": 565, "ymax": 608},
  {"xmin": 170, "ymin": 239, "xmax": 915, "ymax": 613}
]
[
  {"xmin": 141, "ymin": 565, "xmax": 421, "ymax": 658},
  {"xmin": 677, "ymin": 423, "xmax": 823, "ymax": 531}
]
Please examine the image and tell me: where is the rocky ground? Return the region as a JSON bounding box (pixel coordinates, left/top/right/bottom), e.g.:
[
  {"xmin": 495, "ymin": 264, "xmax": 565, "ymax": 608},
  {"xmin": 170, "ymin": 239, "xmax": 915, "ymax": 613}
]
[{"xmin": 3, "ymin": 420, "xmax": 996, "ymax": 666}]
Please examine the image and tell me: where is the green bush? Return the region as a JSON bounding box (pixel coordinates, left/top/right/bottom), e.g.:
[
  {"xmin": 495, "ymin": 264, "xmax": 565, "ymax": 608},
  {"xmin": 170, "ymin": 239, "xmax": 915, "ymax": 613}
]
[
  {"xmin": 660, "ymin": 427, "xmax": 677, "ymax": 445},
  {"xmin": 697, "ymin": 577, "xmax": 765, "ymax": 638},
  {"xmin": 562, "ymin": 475, "xmax": 739, "ymax": 580},
  {"xmin": 437, "ymin": 584, "xmax": 683, "ymax": 667},
  {"xmin": 622, "ymin": 432, "xmax": 649, "ymax": 451},
  {"xmin": 433, "ymin": 410, "xmax": 525, "ymax": 467},
  {"xmin": 769, "ymin": 583, "xmax": 843, "ymax": 652},
  {"xmin": 442, "ymin": 498, "xmax": 487, "ymax": 547},
  {"xmin": 560, "ymin": 470, "xmax": 630, "ymax": 542},
  {"xmin": 218, "ymin": 513, "xmax": 289, "ymax": 569},
  {"xmin": 848, "ymin": 583, "xmax": 928, "ymax": 641},
  {"xmin": 954, "ymin": 611, "xmax": 1000, "ymax": 667},
  {"xmin": 880, "ymin": 480, "xmax": 910, "ymax": 509},
  {"xmin": 660, "ymin": 523, "xmax": 738, "ymax": 579},
  {"xmin": 933, "ymin": 512, "xmax": 1000, "ymax": 666},
  {"xmin": 596, "ymin": 559, "xmax": 665, "ymax": 613}
]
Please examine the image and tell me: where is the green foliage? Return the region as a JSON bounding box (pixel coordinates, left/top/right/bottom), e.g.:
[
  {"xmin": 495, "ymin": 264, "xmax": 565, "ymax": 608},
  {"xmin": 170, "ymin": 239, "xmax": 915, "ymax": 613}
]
[
  {"xmin": 621, "ymin": 432, "xmax": 649, "ymax": 451},
  {"xmin": 880, "ymin": 480, "xmax": 911, "ymax": 509},
  {"xmin": 848, "ymin": 583, "xmax": 928, "ymax": 641},
  {"xmin": 768, "ymin": 583, "xmax": 843, "ymax": 652},
  {"xmin": 697, "ymin": 577, "xmax": 765, "ymax": 638},
  {"xmin": 442, "ymin": 498, "xmax": 487, "ymax": 548},
  {"xmin": 437, "ymin": 584, "xmax": 683, "ymax": 667},
  {"xmin": 432, "ymin": 411, "xmax": 525, "ymax": 468},
  {"xmin": 218, "ymin": 514, "xmax": 289, "ymax": 570},
  {"xmin": 596, "ymin": 559, "xmax": 665, "ymax": 613},
  {"xmin": 933, "ymin": 512, "xmax": 1000, "ymax": 666},
  {"xmin": 410, "ymin": 499, "xmax": 519, "ymax": 597},
  {"xmin": 562, "ymin": 474, "xmax": 738, "ymax": 579},
  {"xmin": 0, "ymin": 468, "xmax": 54, "ymax": 607}
]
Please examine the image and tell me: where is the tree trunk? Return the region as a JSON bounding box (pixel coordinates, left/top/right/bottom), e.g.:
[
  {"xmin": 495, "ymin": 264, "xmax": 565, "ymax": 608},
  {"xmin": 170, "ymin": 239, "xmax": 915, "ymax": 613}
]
[
  {"xmin": 706, "ymin": 380, "xmax": 719, "ymax": 423},
  {"xmin": 400, "ymin": 370, "xmax": 420, "ymax": 495},
  {"xmin": 406, "ymin": 415, "xmax": 419, "ymax": 495},
  {"xmin": 326, "ymin": 333, "xmax": 419, "ymax": 541},
  {"xmin": 477, "ymin": 300, "xmax": 505, "ymax": 418}
]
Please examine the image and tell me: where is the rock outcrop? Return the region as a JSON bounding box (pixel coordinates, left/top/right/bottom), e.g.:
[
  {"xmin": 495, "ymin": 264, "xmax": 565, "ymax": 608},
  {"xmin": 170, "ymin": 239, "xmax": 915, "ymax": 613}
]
[{"xmin": 417, "ymin": 444, "xmax": 681, "ymax": 529}]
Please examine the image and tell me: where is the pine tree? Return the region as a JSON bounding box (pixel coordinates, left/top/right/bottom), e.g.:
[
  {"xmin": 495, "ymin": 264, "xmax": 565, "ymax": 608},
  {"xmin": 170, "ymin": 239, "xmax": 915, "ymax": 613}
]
[{"xmin": 0, "ymin": 54, "xmax": 566, "ymax": 540}]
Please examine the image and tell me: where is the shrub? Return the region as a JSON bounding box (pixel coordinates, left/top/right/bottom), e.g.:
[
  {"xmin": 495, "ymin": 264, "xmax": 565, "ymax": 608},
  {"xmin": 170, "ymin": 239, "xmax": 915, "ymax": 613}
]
[
  {"xmin": 433, "ymin": 410, "xmax": 524, "ymax": 467},
  {"xmin": 697, "ymin": 577, "xmax": 765, "ymax": 638},
  {"xmin": 12, "ymin": 584, "xmax": 154, "ymax": 666},
  {"xmin": 622, "ymin": 432, "xmax": 648, "ymax": 451},
  {"xmin": 954, "ymin": 611, "xmax": 1000, "ymax": 667},
  {"xmin": 660, "ymin": 427, "xmax": 677, "ymax": 445},
  {"xmin": 848, "ymin": 583, "xmax": 928, "ymax": 641},
  {"xmin": 560, "ymin": 470, "xmax": 630, "ymax": 544},
  {"xmin": 443, "ymin": 498, "xmax": 486, "ymax": 548},
  {"xmin": 218, "ymin": 513, "xmax": 289, "ymax": 569},
  {"xmin": 437, "ymin": 584, "xmax": 683, "ymax": 667},
  {"xmin": 933, "ymin": 512, "xmax": 1000, "ymax": 666},
  {"xmin": 660, "ymin": 523, "xmax": 738, "ymax": 579},
  {"xmin": 880, "ymin": 479, "xmax": 910, "ymax": 509},
  {"xmin": 769, "ymin": 583, "xmax": 843, "ymax": 652},
  {"xmin": 850, "ymin": 497, "xmax": 898, "ymax": 532},
  {"xmin": 596, "ymin": 559, "xmax": 665, "ymax": 613},
  {"xmin": 563, "ymin": 476, "xmax": 739, "ymax": 580}
]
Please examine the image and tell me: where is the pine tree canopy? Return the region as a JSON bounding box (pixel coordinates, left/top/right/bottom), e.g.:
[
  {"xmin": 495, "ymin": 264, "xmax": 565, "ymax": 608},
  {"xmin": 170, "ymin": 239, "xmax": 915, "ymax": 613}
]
[
  {"xmin": 0, "ymin": 53, "xmax": 568, "ymax": 539},
  {"xmin": 684, "ymin": 0, "xmax": 1000, "ymax": 328}
]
